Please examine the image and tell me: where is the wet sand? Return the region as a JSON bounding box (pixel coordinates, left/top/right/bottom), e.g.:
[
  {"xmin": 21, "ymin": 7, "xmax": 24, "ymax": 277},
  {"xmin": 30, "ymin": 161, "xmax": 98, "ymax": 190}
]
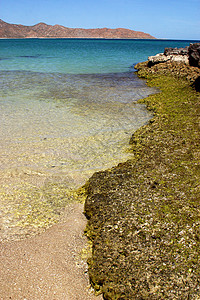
[{"xmin": 0, "ymin": 202, "xmax": 102, "ymax": 300}]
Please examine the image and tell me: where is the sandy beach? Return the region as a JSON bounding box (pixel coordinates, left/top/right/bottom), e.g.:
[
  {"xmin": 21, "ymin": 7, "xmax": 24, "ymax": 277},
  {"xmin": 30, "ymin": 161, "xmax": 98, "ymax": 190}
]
[{"xmin": 0, "ymin": 202, "xmax": 102, "ymax": 300}]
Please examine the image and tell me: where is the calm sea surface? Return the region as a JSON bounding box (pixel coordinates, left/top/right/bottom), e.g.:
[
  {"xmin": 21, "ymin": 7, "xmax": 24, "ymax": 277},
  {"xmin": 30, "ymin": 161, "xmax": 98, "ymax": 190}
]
[{"xmin": 0, "ymin": 38, "xmax": 197, "ymax": 240}]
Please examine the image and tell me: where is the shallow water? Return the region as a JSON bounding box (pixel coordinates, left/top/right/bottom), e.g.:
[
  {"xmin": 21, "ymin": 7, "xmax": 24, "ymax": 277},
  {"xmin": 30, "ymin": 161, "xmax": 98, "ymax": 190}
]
[
  {"xmin": 0, "ymin": 38, "xmax": 196, "ymax": 240},
  {"xmin": 0, "ymin": 70, "xmax": 157, "ymax": 240},
  {"xmin": 0, "ymin": 71, "xmax": 154, "ymax": 184}
]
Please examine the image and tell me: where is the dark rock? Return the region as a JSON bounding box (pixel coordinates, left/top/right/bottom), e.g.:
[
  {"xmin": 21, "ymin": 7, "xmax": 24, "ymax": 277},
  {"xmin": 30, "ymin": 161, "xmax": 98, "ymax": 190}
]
[
  {"xmin": 164, "ymin": 47, "xmax": 188, "ymax": 56},
  {"xmin": 188, "ymin": 43, "xmax": 200, "ymax": 68},
  {"xmin": 193, "ymin": 76, "xmax": 200, "ymax": 91}
]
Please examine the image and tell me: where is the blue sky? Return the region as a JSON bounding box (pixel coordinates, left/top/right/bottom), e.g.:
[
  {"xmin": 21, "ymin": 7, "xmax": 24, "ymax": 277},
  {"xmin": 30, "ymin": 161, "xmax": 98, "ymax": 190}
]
[{"xmin": 1, "ymin": 0, "xmax": 199, "ymax": 40}]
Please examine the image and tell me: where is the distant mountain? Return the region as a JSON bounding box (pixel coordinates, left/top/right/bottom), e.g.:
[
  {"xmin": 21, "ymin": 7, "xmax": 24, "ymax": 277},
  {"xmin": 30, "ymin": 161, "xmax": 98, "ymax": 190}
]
[{"xmin": 0, "ymin": 19, "xmax": 156, "ymax": 39}]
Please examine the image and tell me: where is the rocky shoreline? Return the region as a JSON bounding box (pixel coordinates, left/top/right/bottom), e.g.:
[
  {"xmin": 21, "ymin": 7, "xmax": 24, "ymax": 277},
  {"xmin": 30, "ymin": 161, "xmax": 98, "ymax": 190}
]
[
  {"xmin": 83, "ymin": 44, "xmax": 200, "ymax": 299},
  {"xmin": 142, "ymin": 43, "xmax": 200, "ymax": 91}
]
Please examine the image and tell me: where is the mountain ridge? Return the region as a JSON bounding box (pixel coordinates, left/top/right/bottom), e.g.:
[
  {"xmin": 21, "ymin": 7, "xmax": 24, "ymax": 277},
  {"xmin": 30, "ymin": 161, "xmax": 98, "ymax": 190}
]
[{"xmin": 0, "ymin": 19, "xmax": 156, "ymax": 39}]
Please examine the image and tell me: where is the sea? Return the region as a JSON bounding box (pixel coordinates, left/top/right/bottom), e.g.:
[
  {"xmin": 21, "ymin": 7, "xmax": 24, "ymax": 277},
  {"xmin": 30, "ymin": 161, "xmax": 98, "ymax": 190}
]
[{"xmin": 0, "ymin": 38, "xmax": 198, "ymax": 240}]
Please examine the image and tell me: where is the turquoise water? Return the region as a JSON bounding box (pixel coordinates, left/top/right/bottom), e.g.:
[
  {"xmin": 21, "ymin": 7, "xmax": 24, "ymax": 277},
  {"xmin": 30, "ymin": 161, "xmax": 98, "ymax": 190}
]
[
  {"xmin": 0, "ymin": 38, "xmax": 197, "ymax": 239},
  {"xmin": 0, "ymin": 39, "xmax": 198, "ymax": 73}
]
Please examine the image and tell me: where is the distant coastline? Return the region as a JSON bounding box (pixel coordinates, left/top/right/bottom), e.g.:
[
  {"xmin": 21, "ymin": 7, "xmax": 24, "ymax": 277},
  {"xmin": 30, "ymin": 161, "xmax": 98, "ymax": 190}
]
[
  {"xmin": 1, "ymin": 37, "xmax": 199, "ymax": 42},
  {"xmin": 0, "ymin": 19, "xmax": 156, "ymax": 39}
]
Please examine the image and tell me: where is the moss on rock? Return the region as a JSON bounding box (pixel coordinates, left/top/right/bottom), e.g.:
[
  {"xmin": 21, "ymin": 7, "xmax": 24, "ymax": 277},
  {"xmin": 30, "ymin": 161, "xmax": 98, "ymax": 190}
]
[{"xmin": 84, "ymin": 62, "xmax": 200, "ymax": 299}]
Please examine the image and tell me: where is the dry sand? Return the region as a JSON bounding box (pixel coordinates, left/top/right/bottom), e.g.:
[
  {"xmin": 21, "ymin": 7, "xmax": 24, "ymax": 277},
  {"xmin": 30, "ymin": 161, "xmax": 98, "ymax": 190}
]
[{"xmin": 0, "ymin": 202, "xmax": 102, "ymax": 300}]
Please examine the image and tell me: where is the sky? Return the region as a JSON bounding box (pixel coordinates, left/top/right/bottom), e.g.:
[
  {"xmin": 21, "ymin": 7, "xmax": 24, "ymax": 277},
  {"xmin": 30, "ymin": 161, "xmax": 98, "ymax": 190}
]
[{"xmin": 1, "ymin": 0, "xmax": 200, "ymax": 40}]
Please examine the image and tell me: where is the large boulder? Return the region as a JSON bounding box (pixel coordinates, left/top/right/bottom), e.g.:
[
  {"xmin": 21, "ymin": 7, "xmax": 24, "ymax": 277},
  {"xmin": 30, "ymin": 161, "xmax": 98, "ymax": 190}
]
[{"xmin": 188, "ymin": 43, "xmax": 200, "ymax": 68}]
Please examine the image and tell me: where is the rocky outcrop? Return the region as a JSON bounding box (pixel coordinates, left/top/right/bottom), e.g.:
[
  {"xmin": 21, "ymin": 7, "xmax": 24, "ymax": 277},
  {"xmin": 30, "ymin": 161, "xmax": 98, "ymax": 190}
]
[
  {"xmin": 146, "ymin": 44, "xmax": 200, "ymax": 91},
  {"xmin": 188, "ymin": 43, "xmax": 200, "ymax": 67},
  {"xmin": 148, "ymin": 46, "xmax": 190, "ymax": 66},
  {"xmin": 164, "ymin": 47, "xmax": 189, "ymax": 56},
  {"xmin": 148, "ymin": 43, "xmax": 200, "ymax": 68},
  {"xmin": 0, "ymin": 19, "xmax": 156, "ymax": 39},
  {"xmin": 148, "ymin": 52, "xmax": 189, "ymax": 66},
  {"xmin": 136, "ymin": 60, "xmax": 200, "ymax": 84}
]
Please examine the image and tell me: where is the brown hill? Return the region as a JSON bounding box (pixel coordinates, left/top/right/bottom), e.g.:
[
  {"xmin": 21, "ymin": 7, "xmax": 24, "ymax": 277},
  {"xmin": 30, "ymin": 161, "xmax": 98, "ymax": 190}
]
[{"xmin": 0, "ymin": 19, "xmax": 155, "ymax": 39}]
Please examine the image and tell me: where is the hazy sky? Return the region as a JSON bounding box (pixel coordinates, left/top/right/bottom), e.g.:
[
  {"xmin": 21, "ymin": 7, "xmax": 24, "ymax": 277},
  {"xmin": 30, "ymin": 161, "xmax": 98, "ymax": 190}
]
[{"xmin": 1, "ymin": 0, "xmax": 199, "ymax": 40}]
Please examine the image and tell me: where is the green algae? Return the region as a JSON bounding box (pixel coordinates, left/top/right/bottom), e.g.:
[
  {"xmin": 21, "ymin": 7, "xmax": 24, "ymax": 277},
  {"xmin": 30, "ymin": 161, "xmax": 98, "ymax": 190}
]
[
  {"xmin": 84, "ymin": 63, "xmax": 200, "ymax": 299},
  {"xmin": 0, "ymin": 182, "xmax": 77, "ymax": 241}
]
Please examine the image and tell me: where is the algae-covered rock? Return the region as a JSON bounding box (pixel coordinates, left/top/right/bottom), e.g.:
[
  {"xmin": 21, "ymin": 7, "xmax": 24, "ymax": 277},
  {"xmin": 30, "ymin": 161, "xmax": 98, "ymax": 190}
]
[
  {"xmin": 84, "ymin": 61, "xmax": 200, "ymax": 299},
  {"xmin": 146, "ymin": 43, "xmax": 200, "ymax": 88},
  {"xmin": 135, "ymin": 60, "xmax": 200, "ymax": 88}
]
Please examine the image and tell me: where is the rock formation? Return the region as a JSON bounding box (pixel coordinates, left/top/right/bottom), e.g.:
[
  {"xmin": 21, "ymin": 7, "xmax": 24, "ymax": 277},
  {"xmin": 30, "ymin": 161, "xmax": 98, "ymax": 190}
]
[
  {"xmin": 188, "ymin": 43, "xmax": 200, "ymax": 67},
  {"xmin": 148, "ymin": 43, "xmax": 200, "ymax": 68},
  {"xmin": 137, "ymin": 43, "xmax": 200, "ymax": 92},
  {"xmin": 148, "ymin": 46, "xmax": 190, "ymax": 66},
  {"xmin": 0, "ymin": 19, "xmax": 155, "ymax": 39}
]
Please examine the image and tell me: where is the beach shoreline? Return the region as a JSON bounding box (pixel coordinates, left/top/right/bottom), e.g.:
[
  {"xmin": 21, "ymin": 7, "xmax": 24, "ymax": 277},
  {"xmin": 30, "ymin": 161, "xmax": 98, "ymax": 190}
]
[{"xmin": 0, "ymin": 42, "xmax": 199, "ymax": 299}]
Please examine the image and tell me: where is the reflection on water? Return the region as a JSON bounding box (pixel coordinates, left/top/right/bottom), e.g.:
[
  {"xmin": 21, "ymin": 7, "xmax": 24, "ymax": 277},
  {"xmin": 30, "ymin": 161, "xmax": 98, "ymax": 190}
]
[{"xmin": 0, "ymin": 70, "xmax": 156, "ymax": 240}]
